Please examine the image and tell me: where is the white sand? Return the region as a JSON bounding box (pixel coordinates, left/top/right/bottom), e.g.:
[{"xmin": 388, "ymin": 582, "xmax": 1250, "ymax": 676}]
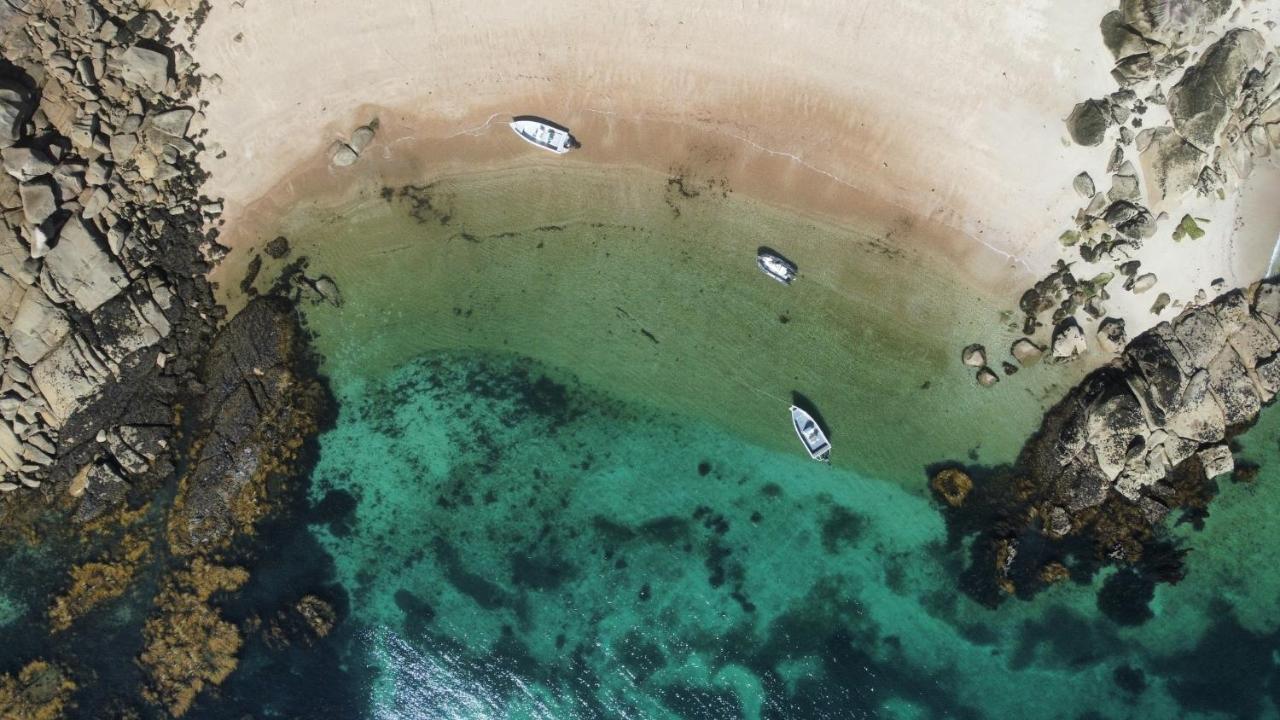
[
  {"xmin": 190, "ymin": 0, "xmax": 1279, "ymax": 365},
  {"xmin": 191, "ymin": 1, "xmax": 1126, "ymax": 280}
]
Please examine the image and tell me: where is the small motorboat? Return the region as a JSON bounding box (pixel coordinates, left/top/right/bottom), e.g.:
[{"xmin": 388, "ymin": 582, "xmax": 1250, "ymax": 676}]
[
  {"xmin": 790, "ymin": 405, "xmax": 831, "ymax": 462},
  {"xmin": 510, "ymin": 116, "xmax": 578, "ymax": 154},
  {"xmin": 756, "ymin": 248, "xmax": 797, "ymax": 284}
]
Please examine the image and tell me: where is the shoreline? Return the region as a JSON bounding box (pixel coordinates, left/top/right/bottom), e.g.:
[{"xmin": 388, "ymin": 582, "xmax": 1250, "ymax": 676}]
[
  {"xmin": 207, "ymin": 103, "xmax": 1046, "ymax": 307},
  {"xmin": 192, "ymin": 0, "xmax": 1128, "ymax": 306}
]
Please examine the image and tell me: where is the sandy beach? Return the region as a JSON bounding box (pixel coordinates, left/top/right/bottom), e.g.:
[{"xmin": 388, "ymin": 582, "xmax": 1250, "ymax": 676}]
[
  {"xmin": 191, "ymin": 0, "xmax": 1122, "ymax": 288},
  {"xmin": 191, "ymin": 0, "xmax": 1280, "ymax": 355}
]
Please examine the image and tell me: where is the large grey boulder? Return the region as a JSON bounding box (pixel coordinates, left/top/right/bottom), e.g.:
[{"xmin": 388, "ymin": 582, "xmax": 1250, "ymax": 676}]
[
  {"xmin": 19, "ymin": 179, "xmax": 57, "ymax": 226},
  {"xmin": 0, "ymin": 422, "xmax": 22, "ymax": 471},
  {"xmin": 116, "ymin": 46, "xmax": 171, "ymax": 92},
  {"xmin": 1067, "ymin": 99, "xmax": 1110, "ymax": 146},
  {"xmin": 0, "ymin": 79, "xmax": 32, "ymax": 148},
  {"xmin": 1197, "ymin": 445, "xmax": 1234, "ymax": 479},
  {"xmin": 1011, "ymin": 338, "xmax": 1043, "ymax": 366},
  {"xmin": 1120, "ymin": 0, "xmax": 1232, "ymax": 46},
  {"xmin": 1206, "ymin": 345, "xmax": 1262, "ymax": 427},
  {"xmin": 1168, "ymin": 29, "xmax": 1266, "ymax": 152},
  {"xmin": 147, "ymin": 107, "xmax": 194, "ymax": 137},
  {"xmin": 1139, "ymin": 127, "xmax": 1208, "ymax": 204},
  {"xmin": 961, "ymin": 344, "xmax": 986, "ymax": 368},
  {"xmin": 42, "ymin": 218, "xmax": 128, "ymax": 312},
  {"xmin": 1098, "ymin": 317, "xmax": 1127, "ymax": 354},
  {"xmin": 1162, "ymin": 368, "xmax": 1226, "ymax": 442},
  {"xmin": 10, "ymin": 285, "xmax": 70, "ymax": 364},
  {"xmin": 32, "ymin": 331, "xmax": 114, "ymax": 424},
  {"xmin": 0, "ymin": 269, "xmax": 25, "ymax": 325},
  {"xmin": 2, "ymin": 145, "xmax": 54, "ymax": 180},
  {"xmin": 1052, "ymin": 319, "xmax": 1087, "ymax": 359}
]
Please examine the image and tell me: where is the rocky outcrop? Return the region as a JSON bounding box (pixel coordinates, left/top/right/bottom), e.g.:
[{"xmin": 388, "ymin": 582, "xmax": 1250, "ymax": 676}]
[
  {"xmin": 1047, "ymin": 280, "xmax": 1276, "ymax": 509},
  {"xmin": 0, "ymin": 0, "xmax": 220, "ymax": 500},
  {"xmin": 972, "ymin": 2, "xmax": 1279, "ymax": 380},
  {"xmin": 938, "ymin": 279, "xmax": 1280, "ymax": 606},
  {"xmin": 168, "ymin": 297, "xmax": 329, "ymax": 553},
  {"xmin": 47, "ymin": 531, "xmax": 149, "ymax": 632},
  {"xmin": 1118, "ymin": 0, "xmax": 1231, "ymax": 48},
  {"xmin": 1141, "ymin": 29, "xmax": 1275, "ymax": 203}
]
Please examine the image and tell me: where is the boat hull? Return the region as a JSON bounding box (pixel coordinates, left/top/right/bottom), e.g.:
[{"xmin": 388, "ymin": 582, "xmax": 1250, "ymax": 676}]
[
  {"xmin": 510, "ymin": 117, "xmax": 576, "ymax": 154},
  {"xmin": 790, "ymin": 405, "xmax": 831, "ymax": 461},
  {"xmin": 756, "ymin": 250, "xmax": 797, "ymax": 284}
]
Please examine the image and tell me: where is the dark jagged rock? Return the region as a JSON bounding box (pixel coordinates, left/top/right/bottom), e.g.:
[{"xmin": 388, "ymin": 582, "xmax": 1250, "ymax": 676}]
[
  {"xmin": 1167, "ymin": 29, "xmax": 1265, "ymax": 152},
  {"xmin": 936, "ymin": 278, "xmax": 1280, "ymax": 605},
  {"xmin": 169, "ymin": 296, "xmax": 330, "ymax": 552},
  {"xmin": 1067, "ymin": 99, "xmax": 1111, "ymax": 146},
  {"xmin": 1120, "ymin": 0, "xmax": 1231, "ymax": 47}
]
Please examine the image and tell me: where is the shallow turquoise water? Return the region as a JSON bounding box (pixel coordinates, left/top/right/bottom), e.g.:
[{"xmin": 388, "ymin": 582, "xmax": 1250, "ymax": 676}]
[
  {"xmin": 303, "ymin": 350, "xmax": 1280, "ymax": 720},
  {"xmin": 213, "ymin": 163, "xmax": 1280, "ymax": 719}
]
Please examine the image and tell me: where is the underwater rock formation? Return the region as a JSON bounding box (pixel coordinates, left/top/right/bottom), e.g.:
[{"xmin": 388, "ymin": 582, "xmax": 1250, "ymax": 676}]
[
  {"xmin": 139, "ymin": 559, "xmax": 249, "ymax": 718},
  {"xmin": 168, "ymin": 296, "xmax": 330, "ymax": 553},
  {"xmin": 0, "ymin": 660, "xmax": 76, "ymax": 720},
  {"xmin": 46, "ymin": 531, "xmax": 149, "ymax": 632}
]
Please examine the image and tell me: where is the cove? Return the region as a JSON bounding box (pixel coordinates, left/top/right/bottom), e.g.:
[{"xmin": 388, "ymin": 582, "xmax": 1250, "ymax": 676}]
[{"xmin": 225, "ymin": 162, "xmax": 1280, "ymax": 718}]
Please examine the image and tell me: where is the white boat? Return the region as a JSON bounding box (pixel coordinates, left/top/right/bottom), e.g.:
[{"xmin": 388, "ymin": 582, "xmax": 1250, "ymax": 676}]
[
  {"xmin": 790, "ymin": 405, "xmax": 831, "ymax": 461},
  {"xmin": 756, "ymin": 249, "xmax": 797, "ymax": 284},
  {"xmin": 509, "ymin": 116, "xmax": 578, "ymax": 154}
]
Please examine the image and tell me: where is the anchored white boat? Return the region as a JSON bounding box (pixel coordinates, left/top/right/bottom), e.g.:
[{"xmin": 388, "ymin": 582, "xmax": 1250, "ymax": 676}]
[
  {"xmin": 790, "ymin": 405, "xmax": 831, "ymax": 462},
  {"xmin": 509, "ymin": 116, "xmax": 578, "ymax": 154},
  {"xmin": 756, "ymin": 249, "xmax": 797, "ymax": 284}
]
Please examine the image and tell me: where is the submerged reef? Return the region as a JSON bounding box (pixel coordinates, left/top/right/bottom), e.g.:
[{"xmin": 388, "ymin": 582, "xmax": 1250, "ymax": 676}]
[
  {"xmin": 0, "ymin": 660, "xmax": 77, "ymax": 720},
  {"xmin": 138, "ymin": 560, "xmax": 249, "ymax": 718},
  {"xmin": 935, "ymin": 277, "xmax": 1280, "ymax": 610}
]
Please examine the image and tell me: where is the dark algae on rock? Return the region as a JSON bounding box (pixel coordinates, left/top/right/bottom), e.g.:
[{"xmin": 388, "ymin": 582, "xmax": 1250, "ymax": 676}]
[{"xmin": 932, "ymin": 278, "xmax": 1280, "ymax": 612}]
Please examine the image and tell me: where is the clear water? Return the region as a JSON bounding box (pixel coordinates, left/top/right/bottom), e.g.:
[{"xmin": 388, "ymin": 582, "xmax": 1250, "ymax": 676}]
[
  {"xmin": 3, "ymin": 161, "xmax": 1277, "ymax": 718},
  {"xmin": 304, "ymin": 351, "xmax": 1280, "ymax": 720},
  {"xmin": 257, "ymin": 163, "xmax": 1280, "ymax": 719}
]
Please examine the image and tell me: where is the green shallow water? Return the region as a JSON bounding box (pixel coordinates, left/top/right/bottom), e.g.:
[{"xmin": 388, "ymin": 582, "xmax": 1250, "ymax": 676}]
[
  {"xmin": 239, "ymin": 162, "xmax": 1076, "ymax": 484},
  {"xmin": 237, "ymin": 162, "xmax": 1280, "ymax": 718}
]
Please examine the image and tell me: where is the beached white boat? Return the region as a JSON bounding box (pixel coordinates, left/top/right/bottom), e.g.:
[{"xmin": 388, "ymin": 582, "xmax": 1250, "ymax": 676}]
[
  {"xmin": 509, "ymin": 116, "xmax": 578, "ymax": 154},
  {"xmin": 756, "ymin": 249, "xmax": 797, "ymax": 284},
  {"xmin": 790, "ymin": 405, "xmax": 831, "ymax": 461}
]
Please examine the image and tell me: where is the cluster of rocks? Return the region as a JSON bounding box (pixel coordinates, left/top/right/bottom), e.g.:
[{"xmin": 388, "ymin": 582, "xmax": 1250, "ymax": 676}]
[
  {"xmin": 1034, "ymin": 279, "xmax": 1278, "ymax": 528},
  {"xmin": 937, "ymin": 278, "xmax": 1280, "ymax": 604},
  {"xmin": 965, "ymin": 1, "xmax": 1279, "ymax": 384},
  {"xmin": 139, "ymin": 558, "xmax": 249, "ymax": 718},
  {"xmin": 0, "ymin": 4, "xmax": 342, "ymax": 718},
  {"xmin": 1144, "ymin": 28, "xmax": 1280, "ymax": 202},
  {"xmin": 0, "ymin": 0, "xmax": 221, "ymax": 499},
  {"xmin": 329, "ymin": 119, "xmax": 377, "ymax": 167}
]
